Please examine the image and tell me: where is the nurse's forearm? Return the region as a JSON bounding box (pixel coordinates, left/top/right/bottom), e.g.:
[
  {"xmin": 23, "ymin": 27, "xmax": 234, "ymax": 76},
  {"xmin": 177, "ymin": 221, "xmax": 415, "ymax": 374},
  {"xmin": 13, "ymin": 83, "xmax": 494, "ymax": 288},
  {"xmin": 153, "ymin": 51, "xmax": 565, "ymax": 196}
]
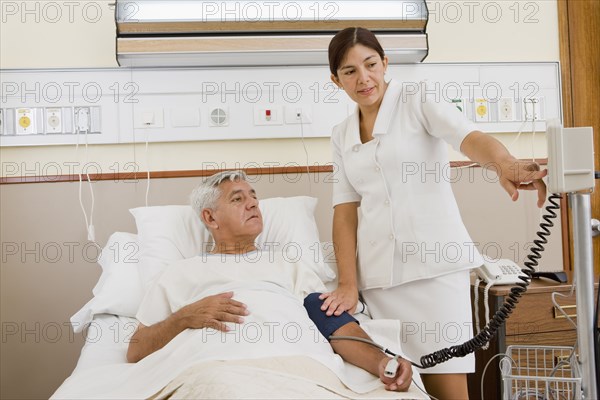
[
  {"xmin": 332, "ymin": 204, "xmax": 359, "ymax": 287},
  {"xmin": 460, "ymin": 130, "xmax": 517, "ymax": 168}
]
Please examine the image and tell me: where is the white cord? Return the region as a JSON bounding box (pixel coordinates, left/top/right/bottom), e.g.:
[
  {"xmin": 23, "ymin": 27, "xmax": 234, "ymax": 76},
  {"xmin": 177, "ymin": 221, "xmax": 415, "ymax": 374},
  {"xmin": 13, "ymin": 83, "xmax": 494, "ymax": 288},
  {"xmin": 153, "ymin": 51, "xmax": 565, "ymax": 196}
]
[
  {"xmin": 473, "ymin": 277, "xmax": 494, "ymax": 350},
  {"xmin": 480, "ymin": 353, "xmax": 512, "ymax": 400},
  {"xmin": 411, "ymin": 377, "xmax": 440, "ymax": 400},
  {"xmin": 74, "ymin": 107, "xmax": 98, "ymax": 246},
  {"xmin": 298, "ymin": 112, "xmax": 312, "ymax": 195},
  {"xmin": 144, "ymin": 130, "xmax": 150, "ymax": 207},
  {"xmin": 550, "ymin": 276, "xmax": 579, "ymax": 369},
  {"xmin": 530, "ymin": 101, "xmax": 536, "ymax": 163},
  {"xmin": 473, "ymin": 277, "xmax": 481, "ymax": 329},
  {"xmin": 508, "ymin": 119, "xmax": 529, "ymax": 152}
]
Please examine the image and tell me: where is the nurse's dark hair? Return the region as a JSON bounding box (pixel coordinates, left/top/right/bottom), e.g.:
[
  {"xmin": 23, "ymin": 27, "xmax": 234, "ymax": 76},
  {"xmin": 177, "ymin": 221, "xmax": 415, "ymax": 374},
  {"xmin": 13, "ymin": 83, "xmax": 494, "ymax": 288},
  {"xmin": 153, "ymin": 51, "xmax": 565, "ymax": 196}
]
[{"xmin": 328, "ymin": 27, "xmax": 385, "ymax": 77}]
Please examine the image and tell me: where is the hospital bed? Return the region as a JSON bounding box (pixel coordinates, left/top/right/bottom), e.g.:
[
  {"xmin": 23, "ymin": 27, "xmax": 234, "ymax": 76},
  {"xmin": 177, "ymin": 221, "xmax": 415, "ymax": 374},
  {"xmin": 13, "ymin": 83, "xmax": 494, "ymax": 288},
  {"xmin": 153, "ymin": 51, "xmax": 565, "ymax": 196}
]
[{"xmin": 51, "ymin": 196, "xmax": 428, "ymax": 399}]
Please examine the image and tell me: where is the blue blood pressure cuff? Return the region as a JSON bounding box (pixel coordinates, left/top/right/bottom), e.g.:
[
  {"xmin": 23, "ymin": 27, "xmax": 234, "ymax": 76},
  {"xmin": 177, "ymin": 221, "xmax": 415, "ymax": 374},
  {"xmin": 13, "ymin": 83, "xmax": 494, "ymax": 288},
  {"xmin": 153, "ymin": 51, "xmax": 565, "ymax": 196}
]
[{"xmin": 303, "ymin": 292, "xmax": 359, "ymax": 339}]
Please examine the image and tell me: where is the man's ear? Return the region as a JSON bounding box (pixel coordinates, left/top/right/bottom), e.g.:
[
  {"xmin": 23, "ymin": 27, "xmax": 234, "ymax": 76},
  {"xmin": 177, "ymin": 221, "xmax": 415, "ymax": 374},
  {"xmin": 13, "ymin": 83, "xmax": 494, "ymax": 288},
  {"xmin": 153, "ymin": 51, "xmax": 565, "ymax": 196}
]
[
  {"xmin": 331, "ymin": 73, "xmax": 342, "ymax": 89},
  {"xmin": 201, "ymin": 209, "xmax": 218, "ymax": 229}
]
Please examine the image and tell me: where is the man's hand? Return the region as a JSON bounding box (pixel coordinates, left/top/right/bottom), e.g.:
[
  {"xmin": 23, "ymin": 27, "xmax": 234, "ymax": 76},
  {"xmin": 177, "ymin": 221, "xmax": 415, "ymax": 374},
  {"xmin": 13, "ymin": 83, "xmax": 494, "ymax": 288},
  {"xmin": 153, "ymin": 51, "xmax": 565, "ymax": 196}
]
[
  {"xmin": 177, "ymin": 291, "xmax": 248, "ymax": 332},
  {"xmin": 127, "ymin": 292, "xmax": 248, "ymax": 363},
  {"xmin": 378, "ymin": 356, "xmax": 412, "ymax": 392},
  {"xmin": 319, "ymin": 284, "xmax": 359, "ymax": 316}
]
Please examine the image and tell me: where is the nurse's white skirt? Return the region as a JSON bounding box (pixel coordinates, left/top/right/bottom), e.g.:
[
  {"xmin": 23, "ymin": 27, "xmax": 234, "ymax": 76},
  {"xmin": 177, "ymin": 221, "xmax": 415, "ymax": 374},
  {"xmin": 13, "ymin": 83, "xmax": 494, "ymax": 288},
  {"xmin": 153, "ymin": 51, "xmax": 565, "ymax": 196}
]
[{"xmin": 362, "ymin": 269, "xmax": 475, "ymax": 374}]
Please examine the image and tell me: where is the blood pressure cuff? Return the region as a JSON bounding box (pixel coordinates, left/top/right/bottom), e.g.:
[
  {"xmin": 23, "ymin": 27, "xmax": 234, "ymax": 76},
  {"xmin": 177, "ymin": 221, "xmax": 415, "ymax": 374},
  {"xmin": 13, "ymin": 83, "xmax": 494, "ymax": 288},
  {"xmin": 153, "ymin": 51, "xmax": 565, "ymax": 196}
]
[{"xmin": 303, "ymin": 292, "xmax": 359, "ymax": 339}]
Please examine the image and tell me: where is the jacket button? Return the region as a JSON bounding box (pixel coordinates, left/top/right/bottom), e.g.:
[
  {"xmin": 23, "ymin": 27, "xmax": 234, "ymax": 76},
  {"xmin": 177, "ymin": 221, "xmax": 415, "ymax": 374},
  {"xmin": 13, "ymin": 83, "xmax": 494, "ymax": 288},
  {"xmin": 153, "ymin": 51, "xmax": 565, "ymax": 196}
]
[
  {"xmin": 384, "ymin": 200, "xmax": 390, "ymax": 205},
  {"xmin": 353, "ymin": 145, "xmax": 360, "ymax": 152},
  {"xmin": 389, "ymin": 234, "xmax": 395, "ymax": 240},
  {"xmin": 375, "ymin": 166, "xmax": 381, "ymax": 172}
]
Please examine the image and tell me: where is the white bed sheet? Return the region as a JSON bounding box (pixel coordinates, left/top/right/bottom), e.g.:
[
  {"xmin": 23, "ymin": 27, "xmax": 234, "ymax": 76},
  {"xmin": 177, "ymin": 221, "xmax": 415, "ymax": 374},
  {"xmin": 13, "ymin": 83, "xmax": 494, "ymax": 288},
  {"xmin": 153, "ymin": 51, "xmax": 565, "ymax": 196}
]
[
  {"xmin": 71, "ymin": 314, "xmax": 137, "ymax": 374},
  {"xmin": 58, "ymin": 314, "xmax": 428, "ymax": 400}
]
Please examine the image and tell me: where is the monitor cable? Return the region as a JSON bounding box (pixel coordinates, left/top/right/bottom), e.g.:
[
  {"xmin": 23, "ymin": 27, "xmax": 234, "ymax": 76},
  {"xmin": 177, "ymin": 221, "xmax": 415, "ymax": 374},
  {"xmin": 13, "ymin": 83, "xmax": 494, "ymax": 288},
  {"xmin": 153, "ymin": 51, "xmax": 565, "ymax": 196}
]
[{"xmin": 330, "ymin": 193, "xmax": 561, "ymax": 370}]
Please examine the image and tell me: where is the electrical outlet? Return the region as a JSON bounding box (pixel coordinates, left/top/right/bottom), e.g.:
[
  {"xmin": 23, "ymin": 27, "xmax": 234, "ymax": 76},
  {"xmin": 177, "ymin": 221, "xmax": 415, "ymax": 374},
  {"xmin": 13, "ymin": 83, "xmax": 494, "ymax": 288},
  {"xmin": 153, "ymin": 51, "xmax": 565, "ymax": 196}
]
[
  {"xmin": 284, "ymin": 106, "xmax": 312, "ymax": 124},
  {"xmin": 74, "ymin": 107, "xmax": 91, "ymax": 132},
  {"xmin": 134, "ymin": 107, "xmax": 164, "ymax": 129},
  {"xmin": 45, "ymin": 107, "xmax": 63, "ymax": 134},
  {"xmin": 523, "ymin": 97, "xmax": 544, "ymax": 121},
  {"xmin": 498, "ymin": 98, "xmax": 515, "ymax": 121}
]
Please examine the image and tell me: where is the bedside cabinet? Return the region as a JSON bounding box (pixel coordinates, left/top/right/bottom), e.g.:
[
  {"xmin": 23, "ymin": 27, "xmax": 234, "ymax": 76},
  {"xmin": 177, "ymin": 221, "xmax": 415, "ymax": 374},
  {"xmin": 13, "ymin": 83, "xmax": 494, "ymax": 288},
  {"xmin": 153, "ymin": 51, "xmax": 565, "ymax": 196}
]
[{"xmin": 467, "ymin": 273, "xmax": 598, "ymax": 400}]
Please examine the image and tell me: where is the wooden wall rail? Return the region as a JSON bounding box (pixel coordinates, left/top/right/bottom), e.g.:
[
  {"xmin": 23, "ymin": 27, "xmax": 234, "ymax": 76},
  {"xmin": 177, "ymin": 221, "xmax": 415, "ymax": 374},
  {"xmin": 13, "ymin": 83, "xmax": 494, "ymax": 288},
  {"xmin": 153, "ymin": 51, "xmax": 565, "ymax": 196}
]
[{"xmin": 0, "ymin": 160, "xmax": 548, "ymax": 185}]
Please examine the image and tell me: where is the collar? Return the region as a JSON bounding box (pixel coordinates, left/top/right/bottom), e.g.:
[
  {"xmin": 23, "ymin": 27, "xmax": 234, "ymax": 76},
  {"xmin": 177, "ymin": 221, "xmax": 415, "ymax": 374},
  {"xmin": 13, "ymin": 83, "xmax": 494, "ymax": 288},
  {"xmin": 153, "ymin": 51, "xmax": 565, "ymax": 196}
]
[{"xmin": 343, "ymin": 79, "xmax": 401, "ymax": 152}]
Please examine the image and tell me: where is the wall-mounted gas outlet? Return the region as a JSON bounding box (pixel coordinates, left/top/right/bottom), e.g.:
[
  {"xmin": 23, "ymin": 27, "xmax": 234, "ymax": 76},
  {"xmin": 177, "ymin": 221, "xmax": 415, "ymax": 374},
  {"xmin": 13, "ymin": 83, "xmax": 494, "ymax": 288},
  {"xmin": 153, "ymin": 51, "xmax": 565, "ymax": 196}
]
[
  {"xmin": 15, "ymin": 108, "xmax": 37, "ymax": 135},
  {"xmin": 498, "ymin": 98, "xmax": 515, "ymax": 122},
  {"xmin": 474, "ymin": 98, "xmax": 490, "ymax": 122},
  {"xmin": 45, "ymin": 107, "xmax": 63, "ymax": 134}
]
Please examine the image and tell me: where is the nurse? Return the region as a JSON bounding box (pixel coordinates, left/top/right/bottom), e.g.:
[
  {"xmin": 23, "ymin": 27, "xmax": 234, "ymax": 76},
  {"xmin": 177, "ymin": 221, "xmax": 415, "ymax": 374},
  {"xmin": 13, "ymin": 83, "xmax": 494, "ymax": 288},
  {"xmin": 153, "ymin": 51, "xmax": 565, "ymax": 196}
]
[{"xmin": 319, "ymin": 27, "xmax": 547, "ymax": 399}]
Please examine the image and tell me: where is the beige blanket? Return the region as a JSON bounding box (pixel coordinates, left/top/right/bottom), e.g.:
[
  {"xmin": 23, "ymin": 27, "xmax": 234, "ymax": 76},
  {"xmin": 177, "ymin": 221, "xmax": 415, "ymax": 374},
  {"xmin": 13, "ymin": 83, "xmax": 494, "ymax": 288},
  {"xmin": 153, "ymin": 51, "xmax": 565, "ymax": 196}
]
[{"xmin": 151, "ymin": 356, "xmax": 428, "ymax": 399}]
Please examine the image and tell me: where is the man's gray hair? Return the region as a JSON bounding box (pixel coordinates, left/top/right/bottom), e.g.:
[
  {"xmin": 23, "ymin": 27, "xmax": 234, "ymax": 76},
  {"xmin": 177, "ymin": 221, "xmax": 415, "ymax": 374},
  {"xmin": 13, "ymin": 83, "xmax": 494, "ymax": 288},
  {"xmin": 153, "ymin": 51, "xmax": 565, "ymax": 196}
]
[{"xmin": 190, "ymin": 170, "xmax": 248, "ymax": 218}]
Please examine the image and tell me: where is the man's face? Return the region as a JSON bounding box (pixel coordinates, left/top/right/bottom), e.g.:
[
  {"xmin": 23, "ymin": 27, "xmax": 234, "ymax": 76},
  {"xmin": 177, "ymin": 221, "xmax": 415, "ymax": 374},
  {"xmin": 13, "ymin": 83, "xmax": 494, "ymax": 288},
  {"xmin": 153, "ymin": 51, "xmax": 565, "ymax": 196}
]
[{"xmin": 209, "ymin": 179, "xmax": 263, "ymax": 243}]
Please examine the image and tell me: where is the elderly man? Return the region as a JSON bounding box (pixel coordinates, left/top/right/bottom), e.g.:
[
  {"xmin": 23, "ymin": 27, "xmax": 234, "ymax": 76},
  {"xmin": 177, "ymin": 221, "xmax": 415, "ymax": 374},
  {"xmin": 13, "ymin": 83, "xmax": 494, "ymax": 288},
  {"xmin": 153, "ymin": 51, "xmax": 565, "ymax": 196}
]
[{"xmin": 127, "ymin": 170, "xmax": 412, "ymax": 392}]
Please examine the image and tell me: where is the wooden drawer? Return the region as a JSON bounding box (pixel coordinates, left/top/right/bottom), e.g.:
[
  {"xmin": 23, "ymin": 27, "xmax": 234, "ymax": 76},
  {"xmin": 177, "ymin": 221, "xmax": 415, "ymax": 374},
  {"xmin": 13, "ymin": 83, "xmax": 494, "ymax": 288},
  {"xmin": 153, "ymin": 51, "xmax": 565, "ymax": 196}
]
[
  {"xmin": 506, "ymin": 329, "xmax": 577, "ymax": 347},
  {"xmin": 468, "ymin": 276, "xmax": 597, "ymax": 400},
  {"xmin": 504, "ymin": 292, "xmax": 578, "ymax": 335}
]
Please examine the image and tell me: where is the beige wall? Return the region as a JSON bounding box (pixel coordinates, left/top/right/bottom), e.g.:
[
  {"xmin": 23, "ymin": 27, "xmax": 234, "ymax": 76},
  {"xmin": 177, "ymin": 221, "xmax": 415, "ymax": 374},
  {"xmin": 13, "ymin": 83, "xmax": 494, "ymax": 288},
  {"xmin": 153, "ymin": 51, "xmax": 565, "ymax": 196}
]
[
  {"xmin": 0, "ymin": 170, "xmax": 563, "ymax": 399},
  {"xmin": 0, "ymin": 0, "xmax": 560, "ymax": 172},
  {"xmin": 1, "ymin": 1, "xmax": 562, "ymax": 398}
]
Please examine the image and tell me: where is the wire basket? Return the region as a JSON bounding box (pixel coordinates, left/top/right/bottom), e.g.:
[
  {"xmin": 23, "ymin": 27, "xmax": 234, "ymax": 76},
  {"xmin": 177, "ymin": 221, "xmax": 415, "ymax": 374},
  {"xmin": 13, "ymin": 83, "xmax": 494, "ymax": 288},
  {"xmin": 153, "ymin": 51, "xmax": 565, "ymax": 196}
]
[{"xmin": 500, "ymin": 345, "xmax": 582, "ymax": 400}]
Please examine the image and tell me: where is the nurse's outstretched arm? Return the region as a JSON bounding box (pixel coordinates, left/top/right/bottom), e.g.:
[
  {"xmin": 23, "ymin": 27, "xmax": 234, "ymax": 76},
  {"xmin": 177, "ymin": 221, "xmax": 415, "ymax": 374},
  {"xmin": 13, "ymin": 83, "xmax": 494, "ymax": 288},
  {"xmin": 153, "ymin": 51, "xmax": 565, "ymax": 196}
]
[
  {"xmin": 460, "ymin": 130, "xmax": 547, "ymax": 208},
  {"xmin": 320, "ymin": 202, "xmax": 360, "ymax": 316}
]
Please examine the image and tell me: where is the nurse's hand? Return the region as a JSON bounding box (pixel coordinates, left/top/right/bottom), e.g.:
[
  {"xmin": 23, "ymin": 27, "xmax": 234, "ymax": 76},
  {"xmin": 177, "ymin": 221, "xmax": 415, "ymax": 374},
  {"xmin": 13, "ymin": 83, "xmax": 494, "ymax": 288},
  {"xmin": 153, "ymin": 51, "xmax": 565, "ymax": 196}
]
[
  {"xmin": 319, "ymin": 284, "xmax": 358, "ymax": 316},
  {"xmin": 499, "ymin": 159, "xmax": 548, "ymax": 208}
]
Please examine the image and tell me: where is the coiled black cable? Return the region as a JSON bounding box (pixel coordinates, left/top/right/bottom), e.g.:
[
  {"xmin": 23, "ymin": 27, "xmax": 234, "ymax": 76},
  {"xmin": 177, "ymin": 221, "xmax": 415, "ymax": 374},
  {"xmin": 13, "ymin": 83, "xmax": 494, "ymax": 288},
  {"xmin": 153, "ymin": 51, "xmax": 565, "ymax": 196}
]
[{"xmin": 414, "ymin": 193, "xmax": 562, "ymax": 369}]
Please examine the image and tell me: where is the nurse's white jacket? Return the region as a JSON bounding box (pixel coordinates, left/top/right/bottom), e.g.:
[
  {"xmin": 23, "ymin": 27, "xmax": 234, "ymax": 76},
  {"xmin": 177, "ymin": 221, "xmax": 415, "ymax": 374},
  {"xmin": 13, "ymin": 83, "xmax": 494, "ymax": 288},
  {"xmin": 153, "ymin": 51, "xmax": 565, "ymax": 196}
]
[{"xmin": 331, "ymin": 79, "xmax": 485, "ymax": 289}]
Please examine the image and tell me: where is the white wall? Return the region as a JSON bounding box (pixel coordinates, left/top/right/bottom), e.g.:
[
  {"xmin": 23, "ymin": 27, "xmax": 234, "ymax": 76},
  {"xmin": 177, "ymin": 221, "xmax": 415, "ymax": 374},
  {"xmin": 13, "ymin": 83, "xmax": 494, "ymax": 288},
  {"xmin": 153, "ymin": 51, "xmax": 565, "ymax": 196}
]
[{"xmin": 0, "ymin": 0, "xmax": 560, "ymax": 171}]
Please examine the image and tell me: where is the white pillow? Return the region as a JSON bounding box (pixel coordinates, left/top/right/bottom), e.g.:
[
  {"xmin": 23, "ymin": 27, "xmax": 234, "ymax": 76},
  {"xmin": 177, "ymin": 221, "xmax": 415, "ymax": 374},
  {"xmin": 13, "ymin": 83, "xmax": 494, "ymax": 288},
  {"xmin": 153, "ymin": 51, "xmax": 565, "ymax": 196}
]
[
  {"xmin": 71, "ymin": 232, "xmax": 143, "ymax": 332},
  {"xmin": 132, "ymin": 196, "xmax": 335, "ymax": 291},
  {"xmin": 129, "ymin": 205, "xmax": 210, "ymax": 291},
  {"xmin": 71, "ymin": 196, "xmax": 336, "ymax": 329}
]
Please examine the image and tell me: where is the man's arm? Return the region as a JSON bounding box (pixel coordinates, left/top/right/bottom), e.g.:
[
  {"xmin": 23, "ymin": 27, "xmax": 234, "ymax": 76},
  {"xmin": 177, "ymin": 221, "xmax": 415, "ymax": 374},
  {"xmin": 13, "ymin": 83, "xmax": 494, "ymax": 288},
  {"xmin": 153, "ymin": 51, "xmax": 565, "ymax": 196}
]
[
  {"xmin": 329, "ymin": 322, "xmax": 412, "ymax": 391},
  {"xmin": 303, "ymin": 293, "xmax": 412, "ymax": 391},
  {"xmin": 127, "ymin": 292, "xmax": 248, "ymax": 363}
]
